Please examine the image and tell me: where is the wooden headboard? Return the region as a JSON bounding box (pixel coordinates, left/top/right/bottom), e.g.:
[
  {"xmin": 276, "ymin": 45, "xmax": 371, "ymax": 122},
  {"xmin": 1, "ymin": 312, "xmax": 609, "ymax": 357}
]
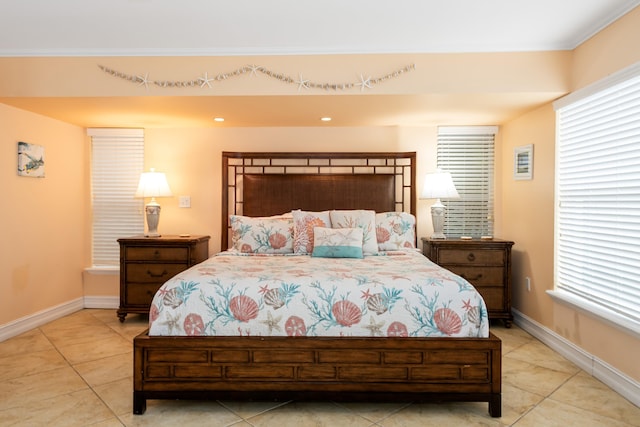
[{"xmin": 222, "ymin": 152, "xmax": 416, "ymax": 250}]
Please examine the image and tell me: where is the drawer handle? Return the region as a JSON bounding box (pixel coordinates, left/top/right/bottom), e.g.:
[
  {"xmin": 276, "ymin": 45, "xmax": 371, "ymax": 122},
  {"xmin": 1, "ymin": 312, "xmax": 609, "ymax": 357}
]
[
  {"xmin": 467, "ymin": 253, "xmax": 476, "ymax": 262},
  {"xmin": 146, "ymin": 269, "xmax": 168, "ymax": 278},
  {"xmin": 153, "ymin": 250, "xmax": 161, "ymax": 259},
  {"xmin": 461, "ymin": 273, "xmax": 483, "ymax": 281}
]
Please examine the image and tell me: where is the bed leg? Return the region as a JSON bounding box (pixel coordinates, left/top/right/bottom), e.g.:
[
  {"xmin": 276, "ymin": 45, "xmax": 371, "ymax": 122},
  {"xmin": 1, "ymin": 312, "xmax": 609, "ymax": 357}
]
[
  {"xmin": 488, "ymin": 393, "xmax": 501, "ymax": 417},
  {"xmin": 133, "ymin": 392, "xmax": 147, "ymax": 415}
]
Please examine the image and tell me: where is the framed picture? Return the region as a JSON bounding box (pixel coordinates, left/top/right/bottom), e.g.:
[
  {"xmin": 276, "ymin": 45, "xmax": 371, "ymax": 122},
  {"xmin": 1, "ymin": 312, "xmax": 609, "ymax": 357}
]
[
  {"xmin": 514, "ymin": 144, "xmax": 533, "ymax": 180},
  {"xmin": 17, "ymin": 141, "xmax": 45, "ymax": 178}
]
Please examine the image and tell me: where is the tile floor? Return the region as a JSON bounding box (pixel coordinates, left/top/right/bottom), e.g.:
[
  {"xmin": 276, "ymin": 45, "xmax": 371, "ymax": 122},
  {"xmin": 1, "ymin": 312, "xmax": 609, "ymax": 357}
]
[{"xmin": 0, "ymin": 309, "xmax": 638, "ymax": 426}]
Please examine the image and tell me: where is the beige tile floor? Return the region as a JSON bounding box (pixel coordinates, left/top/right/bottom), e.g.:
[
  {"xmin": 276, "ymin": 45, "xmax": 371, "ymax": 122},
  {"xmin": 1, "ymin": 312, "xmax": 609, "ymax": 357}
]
[{"xmin": 0, "ymin": 309, "xmax": 638, "ymax": 426}]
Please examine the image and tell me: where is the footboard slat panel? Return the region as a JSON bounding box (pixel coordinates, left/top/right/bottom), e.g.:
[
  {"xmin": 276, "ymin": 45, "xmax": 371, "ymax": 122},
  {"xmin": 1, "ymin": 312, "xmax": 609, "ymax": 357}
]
[{"xmin": 133, "ymin": 331, "xmax": 502, "ymax": 417}]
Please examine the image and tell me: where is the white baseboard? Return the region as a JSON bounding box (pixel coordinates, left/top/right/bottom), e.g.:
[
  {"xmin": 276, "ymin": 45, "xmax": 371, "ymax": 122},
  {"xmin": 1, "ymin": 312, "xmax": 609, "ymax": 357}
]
[
  {"xmin": 512, "ymin": 308, "xmax": 640, "ymax": 408},
  {"xmin": 0, "ymin": 295, "xmax": 120, "ymax": 342},
  {"xmin": 83, "ymin": 295, "xmax": 119, "ymax": 309},
  {"xmin": 0, "ymin": 298, "xmax": 84, "ymax": 342}
]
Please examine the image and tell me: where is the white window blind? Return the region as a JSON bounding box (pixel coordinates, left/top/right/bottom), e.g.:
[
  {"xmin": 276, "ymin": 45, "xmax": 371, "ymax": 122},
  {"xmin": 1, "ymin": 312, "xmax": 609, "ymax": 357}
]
[
  {"xmin": 437, "ymin": 126, "xmax": 497, "ymax": 238},
  {"xmin": 554, "ymin": 63, "xmax": 640, "ymax": 332},
  {"xmin": 89, "ymin": 128, "xmax": 144, "ymax": 267}
]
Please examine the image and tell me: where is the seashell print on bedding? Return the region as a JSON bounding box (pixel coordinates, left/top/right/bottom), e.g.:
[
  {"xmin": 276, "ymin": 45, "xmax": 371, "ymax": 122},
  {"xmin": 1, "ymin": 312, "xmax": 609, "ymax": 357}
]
[
  {"xmin": 229, "ymin": 295, "xmax": 259, "ymax": 322},
  {"xmin": 434, "ymin": 307, "xmax": 463, "ymax": 336},
  {"xmin": 149, "ymin": 250, "xmax": 489, "ymax": 338},
  {"xmin": 332, "ymin": 300, "xmax": 362, "ymax": 327}
]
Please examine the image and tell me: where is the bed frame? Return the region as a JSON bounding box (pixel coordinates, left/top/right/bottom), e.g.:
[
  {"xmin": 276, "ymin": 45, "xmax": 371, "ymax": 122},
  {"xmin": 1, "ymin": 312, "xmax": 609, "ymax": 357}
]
[{"xmin": 133, "ymin": 152, "xmax": 502, "ymax": 417}]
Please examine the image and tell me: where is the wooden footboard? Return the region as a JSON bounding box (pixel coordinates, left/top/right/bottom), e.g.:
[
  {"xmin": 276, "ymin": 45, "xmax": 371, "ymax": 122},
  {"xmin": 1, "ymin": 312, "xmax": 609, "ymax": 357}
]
[{"xmin": 133, "ymin": 331, "xmax": 502, "ymax": 417}]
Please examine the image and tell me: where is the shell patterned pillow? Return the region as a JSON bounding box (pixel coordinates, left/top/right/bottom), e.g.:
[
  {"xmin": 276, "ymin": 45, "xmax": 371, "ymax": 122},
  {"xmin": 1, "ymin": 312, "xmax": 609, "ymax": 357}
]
[
  {"xmin": 329, "ymin": 210, "xmax": 378, "ymax": 255},
  {"xmin": 291, "ymin": 210, "xmax": 331, "ymax": 254},
  {"xmin": 375, "ymin": 212, "xmax": 416, "ymax": 251},
  {"xmin": 229, "ymin": 215, "xmax": 294, "ymax": 254}
]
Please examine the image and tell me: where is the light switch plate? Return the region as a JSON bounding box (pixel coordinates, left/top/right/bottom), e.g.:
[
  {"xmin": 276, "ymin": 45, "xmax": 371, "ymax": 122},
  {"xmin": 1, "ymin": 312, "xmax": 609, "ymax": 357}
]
[{"xmin": 179, "ymin": 196, "xmax": 191, "ymax": 208}]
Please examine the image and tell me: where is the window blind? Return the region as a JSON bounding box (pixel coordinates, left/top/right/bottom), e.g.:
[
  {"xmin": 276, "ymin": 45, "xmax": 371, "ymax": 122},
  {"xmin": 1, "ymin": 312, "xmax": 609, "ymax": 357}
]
[
  {"xmin": 437, "ymin": 126, "xmax": 497, "ymax": 238},
  {"xmin": 89, "ymin": 128, "xmax": 144, "ymax": 267},
  {"xmin": 554, "ymin": 63, "xmax": 640, "ymax": 331}
]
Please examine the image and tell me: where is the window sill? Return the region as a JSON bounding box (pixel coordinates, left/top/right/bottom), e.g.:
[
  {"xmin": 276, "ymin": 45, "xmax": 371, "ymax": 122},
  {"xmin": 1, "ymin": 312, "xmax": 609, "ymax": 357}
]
[
  {"xmin": 84, "ymin": 266, "xmax": 119, "ymax": 275},
  {"xmin": 547, "ymin": 290, "xmax": 640, "ymax": 339}
]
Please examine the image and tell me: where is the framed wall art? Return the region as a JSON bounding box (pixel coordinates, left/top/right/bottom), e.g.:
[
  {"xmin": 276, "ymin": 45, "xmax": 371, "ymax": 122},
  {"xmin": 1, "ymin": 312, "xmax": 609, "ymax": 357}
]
[
  {"xmin": 514, "ymin": 144, "xmax": 533, "ymax": 180},
  {"xmin": 17, "ymin": 141, "xmax": 45, "ymax": 178}
]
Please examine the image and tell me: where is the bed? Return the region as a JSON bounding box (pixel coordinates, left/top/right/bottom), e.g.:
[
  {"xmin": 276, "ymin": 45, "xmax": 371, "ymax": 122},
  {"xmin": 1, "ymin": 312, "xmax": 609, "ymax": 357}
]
[{"xmin": 133, "ymin": 151, "xmax": 502, "ymax": 417}]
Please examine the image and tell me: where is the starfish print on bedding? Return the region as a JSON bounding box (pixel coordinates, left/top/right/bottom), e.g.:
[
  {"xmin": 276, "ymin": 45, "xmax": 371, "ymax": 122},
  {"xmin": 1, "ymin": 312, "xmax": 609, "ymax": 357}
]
[
  {"xmin": 199, "ymin": 72, "xmax": 214, "ymax": 88},
  {"xmin": 363, "ymin": 315, "xmax": 385, "ymax": 336},
  {"xmin": 261, "ymin": 311, "xmax": 282, "ymax": 334},
  {"xmin": 361, "ymin": 288, "xmax": 373, "ymax": 300},
  {"xmin": 160, "ymin": 312, "xmax": 181, "ymax": 335}
]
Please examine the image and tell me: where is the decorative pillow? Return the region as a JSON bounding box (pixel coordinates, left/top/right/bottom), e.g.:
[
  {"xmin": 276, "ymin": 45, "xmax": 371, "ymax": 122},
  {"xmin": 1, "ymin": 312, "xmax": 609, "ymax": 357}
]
[
  {"xmin": 375, "ymin": 212, "xmax": 417, "ymax": 251},
  {"xmin": 329, "ymin": 210, "xmax": 378, "ymax": 255},
  {"xmin": 292, "ymin": 210, "xmax": 331, "ymax": 254},
  {"xmin": 311, "ymin": 227, "xmax": 364, "ymax": 259},
  {"xmin": 229, "ymin": 215, "xmax": 294, "ymax": 254}
]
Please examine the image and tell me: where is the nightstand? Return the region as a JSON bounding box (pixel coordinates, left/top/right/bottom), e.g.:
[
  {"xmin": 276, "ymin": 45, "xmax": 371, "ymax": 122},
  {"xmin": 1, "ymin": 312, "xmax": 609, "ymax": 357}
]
[
  {"xmin": 422, "ymin": 237, "xmax": 514, "ymax": 327},
  {"xmin": 117, "ymin": 235, "xmax": 210, "ymax": 322}
]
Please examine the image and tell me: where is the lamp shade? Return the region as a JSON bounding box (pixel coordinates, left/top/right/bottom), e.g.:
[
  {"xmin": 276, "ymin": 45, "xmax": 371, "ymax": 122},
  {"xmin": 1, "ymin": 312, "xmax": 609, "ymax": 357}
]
[
  {"xmin": 420, "ymin": 170, "xmax": 460, "ymax": 200},
  {"xmin": 135, "ymin": 168, "xmax": 173, "ymax": 199}
]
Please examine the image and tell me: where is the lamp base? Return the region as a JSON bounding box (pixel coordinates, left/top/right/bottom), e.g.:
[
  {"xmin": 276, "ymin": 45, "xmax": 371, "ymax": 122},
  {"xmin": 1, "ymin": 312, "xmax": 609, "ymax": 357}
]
[
  {"xmin": 145, "ymin": 200, "xmax": 162, "ymax": 238},
  {"xmin": 430, "ymin": 199, "xmax": 448, "ymax": 240}
]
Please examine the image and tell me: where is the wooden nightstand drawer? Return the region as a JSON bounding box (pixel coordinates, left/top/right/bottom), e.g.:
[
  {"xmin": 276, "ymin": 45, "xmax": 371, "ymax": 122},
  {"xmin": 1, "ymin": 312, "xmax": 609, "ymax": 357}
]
[
  {"xmin": 126, "ymin": 263, "xmax": 188, "ymax": 283},
  {"xmin": 444, "ymin": 266, "xmax": 505, "ymax": 286},
  {"xmin": 126, "ymin": 246, "xmax": 189, "ymax": 262},
  {"xmin": 474, "ymin": 286, "xmax": 504, "ymax": 311},
  {"xmin": 438, "ymin": 249, "xmax": 505, "ymax": 266},
  {"xmin": 126, "ymin": 283, "xmax": 164, "ymax": 305}
]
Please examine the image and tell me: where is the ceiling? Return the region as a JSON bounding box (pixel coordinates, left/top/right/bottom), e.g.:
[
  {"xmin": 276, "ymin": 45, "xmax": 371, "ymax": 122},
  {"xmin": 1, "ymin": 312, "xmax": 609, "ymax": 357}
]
[{"xmin": 1, "ymin": 0, "xmax": 639, "ymax": 128}]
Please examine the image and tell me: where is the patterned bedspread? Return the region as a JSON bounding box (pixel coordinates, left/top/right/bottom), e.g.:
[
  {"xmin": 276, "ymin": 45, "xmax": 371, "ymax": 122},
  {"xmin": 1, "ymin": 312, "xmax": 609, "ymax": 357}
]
[{"xmin": 148, "ymin": 250, "xmax": 489, "ymax": 338}]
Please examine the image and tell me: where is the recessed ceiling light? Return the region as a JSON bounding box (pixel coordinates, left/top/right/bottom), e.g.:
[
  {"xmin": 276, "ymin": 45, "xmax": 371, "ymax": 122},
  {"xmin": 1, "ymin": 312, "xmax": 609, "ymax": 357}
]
[
  {"xmin": 320, "ymin": 117, "xmax": 332, "ymax": 122},
  {"xmin": 213, "ymin": 117, "xmax": 224, "ymax": 122}
]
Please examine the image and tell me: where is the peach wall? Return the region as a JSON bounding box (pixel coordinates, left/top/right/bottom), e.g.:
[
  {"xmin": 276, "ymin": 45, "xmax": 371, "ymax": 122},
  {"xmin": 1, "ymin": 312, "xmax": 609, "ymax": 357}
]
[
  {"xmin": 502, "ymin": 107, "xmax": 640, "ymax": 384},
  {"xmin": 501, "ymin": 6, "xmax": 640, "ymax": 382},
  {"xmin": 501, "ymin": 103, "xmax": 556, "ymax": 324},
  {"xmin": 0, "ymin": 104, "xmax": 85, "ymax": 325},
  {"xmin": 571, "ymin": 5, "xmax": 640, "ymax": 91}
]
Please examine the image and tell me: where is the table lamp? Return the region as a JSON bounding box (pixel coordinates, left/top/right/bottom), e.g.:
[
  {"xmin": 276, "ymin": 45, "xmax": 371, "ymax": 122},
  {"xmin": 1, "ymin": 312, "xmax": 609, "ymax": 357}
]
[
  {"xmin": 135, "ymin": 168, "xmax": 172, "ymax": 237},
  {"xmin": 420, "ymin": 169, "xmax": 460, "ymax": 239}
]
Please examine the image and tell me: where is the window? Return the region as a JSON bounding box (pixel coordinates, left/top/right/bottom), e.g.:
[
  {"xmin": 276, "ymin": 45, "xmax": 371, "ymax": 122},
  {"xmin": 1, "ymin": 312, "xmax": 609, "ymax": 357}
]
[
  {"xmin": 553, "ymin": 62, "xmax": 640, "ymax": 334},
  {"xmin": 89, "ymin": 128, "xmax": 144, "ymax": 268},
  {"xmin": 437, "ymin": 126, "xmax": 497, "ymax": 238}
]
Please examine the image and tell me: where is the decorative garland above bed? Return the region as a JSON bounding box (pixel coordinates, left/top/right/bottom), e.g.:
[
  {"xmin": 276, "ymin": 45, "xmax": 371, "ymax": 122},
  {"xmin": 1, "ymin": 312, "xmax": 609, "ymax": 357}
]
[{"xmin": 97, "ymin": 63, "xmax": 415, "ymax": 91}]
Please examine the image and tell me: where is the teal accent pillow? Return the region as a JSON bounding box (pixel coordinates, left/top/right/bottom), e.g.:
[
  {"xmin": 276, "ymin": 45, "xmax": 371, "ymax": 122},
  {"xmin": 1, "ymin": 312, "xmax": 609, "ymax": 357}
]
[{"xmin": 311, "ymin": 227, "xmax": 364, "ymax": 259}]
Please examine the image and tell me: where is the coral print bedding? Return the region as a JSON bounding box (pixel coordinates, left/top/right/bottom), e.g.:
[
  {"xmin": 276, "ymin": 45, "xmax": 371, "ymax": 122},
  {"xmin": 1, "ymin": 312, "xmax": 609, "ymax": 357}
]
[{"xmin": 148, "ymin": 250, "xmax": 489, "ymax": 338}]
